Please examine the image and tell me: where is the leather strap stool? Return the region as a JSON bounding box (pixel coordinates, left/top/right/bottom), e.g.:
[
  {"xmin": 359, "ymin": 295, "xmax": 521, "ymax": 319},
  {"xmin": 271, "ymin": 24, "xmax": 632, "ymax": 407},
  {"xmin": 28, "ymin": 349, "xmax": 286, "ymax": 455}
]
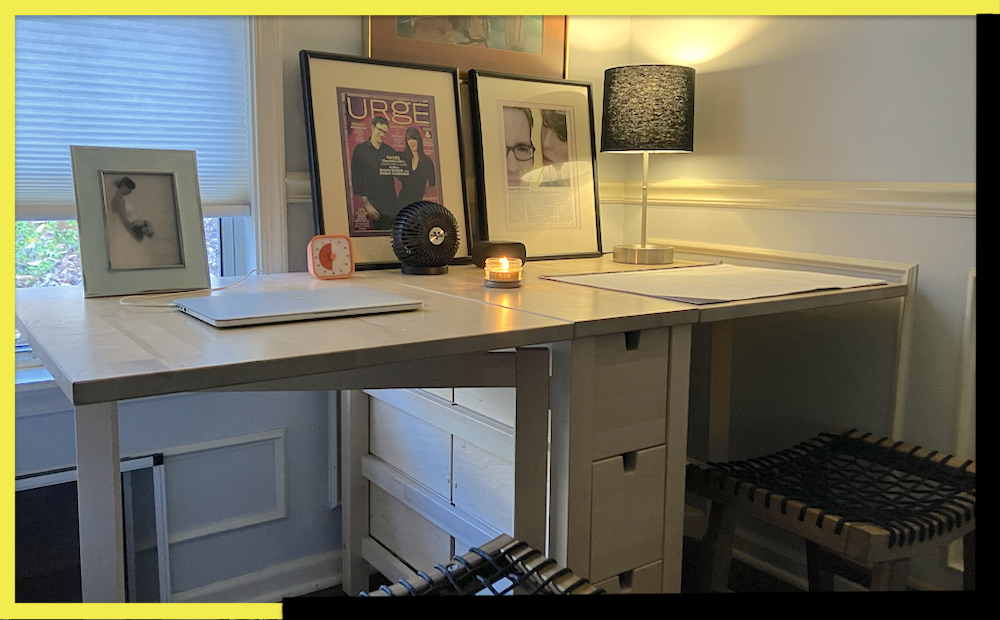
[{"xmin": 686, "ymin": 429, "xmax": 975, "ymax": 591}]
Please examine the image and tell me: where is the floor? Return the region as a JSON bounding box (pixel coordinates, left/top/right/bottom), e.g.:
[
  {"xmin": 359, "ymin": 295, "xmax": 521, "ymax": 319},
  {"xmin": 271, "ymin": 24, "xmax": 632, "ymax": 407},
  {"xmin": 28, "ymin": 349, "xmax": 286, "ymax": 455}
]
[{"xmin": 303, "ymin": 536, "xmax": 804, "ymax": 597}]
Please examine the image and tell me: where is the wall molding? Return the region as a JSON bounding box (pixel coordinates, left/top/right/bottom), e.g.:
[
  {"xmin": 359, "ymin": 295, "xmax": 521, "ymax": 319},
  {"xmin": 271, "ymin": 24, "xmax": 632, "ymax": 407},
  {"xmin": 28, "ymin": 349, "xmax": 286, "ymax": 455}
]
[
  {"xmin": 171, "ymin": 549, "xmax": 341, "ymax": 602},
  {"xmin": 291, "ymin": 174, "xmax": 974, "ymax": 219},
  {"xmin": 162, "ymin": 429, "xmax": 288, "ymax": 544},
  {"xmin": 599, "ymin": 178, "xmax": 976, "ymax": 218}
]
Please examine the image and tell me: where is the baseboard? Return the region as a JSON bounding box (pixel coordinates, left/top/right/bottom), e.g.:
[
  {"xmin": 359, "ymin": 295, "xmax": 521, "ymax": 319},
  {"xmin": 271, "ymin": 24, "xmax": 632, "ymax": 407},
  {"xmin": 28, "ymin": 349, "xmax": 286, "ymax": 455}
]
[{"xmin": 171, "ymin": 550, "xmax": 342, "ymax": 603}]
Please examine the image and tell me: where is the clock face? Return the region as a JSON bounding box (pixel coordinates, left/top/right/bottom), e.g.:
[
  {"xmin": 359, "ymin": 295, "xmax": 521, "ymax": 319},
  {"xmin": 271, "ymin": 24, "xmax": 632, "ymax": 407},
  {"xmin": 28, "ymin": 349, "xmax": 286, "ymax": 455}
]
[{"xmin": 308, "ymin": 235, "xmax": 354, "ymax": 279}]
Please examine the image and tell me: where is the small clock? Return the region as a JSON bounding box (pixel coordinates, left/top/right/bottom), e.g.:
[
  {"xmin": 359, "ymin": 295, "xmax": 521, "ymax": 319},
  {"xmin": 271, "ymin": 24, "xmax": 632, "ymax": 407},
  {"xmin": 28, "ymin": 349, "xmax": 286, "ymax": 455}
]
[{"xmin": 307, "ymin": 234, "xmax": 354, "ymax": 280}]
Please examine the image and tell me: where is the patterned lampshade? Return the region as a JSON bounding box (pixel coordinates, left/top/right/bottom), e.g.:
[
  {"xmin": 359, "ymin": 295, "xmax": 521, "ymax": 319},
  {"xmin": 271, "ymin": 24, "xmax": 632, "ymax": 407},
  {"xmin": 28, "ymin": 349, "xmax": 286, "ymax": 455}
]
[{"xmin": 601, "ymin": 65, "xmax": 695, "ymax": 153}]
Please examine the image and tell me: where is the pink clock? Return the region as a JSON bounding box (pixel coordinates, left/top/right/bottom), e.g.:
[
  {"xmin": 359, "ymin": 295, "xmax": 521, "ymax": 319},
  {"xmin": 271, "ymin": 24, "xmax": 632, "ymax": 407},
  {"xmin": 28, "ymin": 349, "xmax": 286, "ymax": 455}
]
[{"xmin": 307, "ymin": 235, "xmax": 354, "ymax": 280}]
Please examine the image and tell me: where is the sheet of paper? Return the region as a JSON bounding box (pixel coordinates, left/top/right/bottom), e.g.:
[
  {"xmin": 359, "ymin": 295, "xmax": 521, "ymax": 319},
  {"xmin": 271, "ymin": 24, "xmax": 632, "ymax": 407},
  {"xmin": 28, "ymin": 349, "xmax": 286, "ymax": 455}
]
[{"xmin": 539, "ymin": 263, "xmax": 887, "ymax": 304}]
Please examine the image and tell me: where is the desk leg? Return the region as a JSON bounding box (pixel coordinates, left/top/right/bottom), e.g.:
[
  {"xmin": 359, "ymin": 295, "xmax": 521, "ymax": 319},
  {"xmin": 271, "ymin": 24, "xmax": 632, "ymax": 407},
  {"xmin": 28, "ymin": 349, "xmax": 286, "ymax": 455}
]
[
  {"xmin": 513, "ymin": 347, "xmax": 550, "ymax": 553},
  {"xmin": 707, "ymin": 321, "xmax": 733, "ymax": 463},
  {"xmin": 663, "ymin": 324, "xmax": 692, "ymax": 593},
  {"xmin": 340, "ymin": 390, "xmax": 372, "ymax": 595},
  {"xmin": 548, "ymin": 337, "xmax": 596, "ymax": 578},
  {"xmin": 74, "ymin": 402, "xmax": 126, "ymax": 602}
]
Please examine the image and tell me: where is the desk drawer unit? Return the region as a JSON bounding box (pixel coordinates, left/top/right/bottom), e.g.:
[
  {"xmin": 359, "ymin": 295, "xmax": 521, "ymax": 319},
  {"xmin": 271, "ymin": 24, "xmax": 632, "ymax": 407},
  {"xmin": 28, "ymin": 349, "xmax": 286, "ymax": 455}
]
[
  {"xmin": 363, "ymin": 326, "xmax": 672, "ymax": 593},
  {"xmin": 365, "ymin": 389, "xmax": 513, "ymax": 576}
]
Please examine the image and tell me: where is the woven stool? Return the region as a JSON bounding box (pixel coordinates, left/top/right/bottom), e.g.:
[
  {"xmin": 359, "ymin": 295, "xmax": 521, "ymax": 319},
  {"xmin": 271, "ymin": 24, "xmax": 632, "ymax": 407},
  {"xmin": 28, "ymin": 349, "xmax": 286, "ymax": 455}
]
[{"xmin": 686, "ymin": 429, "xmax": 976, "ymax": 592}]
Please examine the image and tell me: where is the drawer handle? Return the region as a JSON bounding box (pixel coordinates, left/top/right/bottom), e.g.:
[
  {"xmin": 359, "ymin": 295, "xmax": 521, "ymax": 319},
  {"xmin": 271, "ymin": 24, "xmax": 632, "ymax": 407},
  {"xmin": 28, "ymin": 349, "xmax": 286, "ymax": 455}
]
[
  {"xmin": 618, "ymin": 569, "xmax": 634, "ymax": 592},
  {"xmin": 622, "ymin": 450, "xmax": 638, "ymax": 472},
  {"xmin": 624, "ymin": 330, "xmax": 641, "ymax": 351}
]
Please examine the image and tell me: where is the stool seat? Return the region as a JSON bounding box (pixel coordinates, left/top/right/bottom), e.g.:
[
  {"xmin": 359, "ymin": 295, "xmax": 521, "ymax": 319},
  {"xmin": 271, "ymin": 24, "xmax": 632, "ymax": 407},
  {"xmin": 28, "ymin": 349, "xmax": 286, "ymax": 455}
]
[{"xmin": 686, "ymin": 429, "xmax": 976, "ymax": 591}]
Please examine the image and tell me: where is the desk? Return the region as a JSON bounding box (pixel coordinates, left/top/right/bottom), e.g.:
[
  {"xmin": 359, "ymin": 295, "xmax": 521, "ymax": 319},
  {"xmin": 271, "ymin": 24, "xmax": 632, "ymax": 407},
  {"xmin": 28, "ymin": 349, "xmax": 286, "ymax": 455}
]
[{"xmin": 14, "ymin": 257, "xmax": 908, "ymax": 601}]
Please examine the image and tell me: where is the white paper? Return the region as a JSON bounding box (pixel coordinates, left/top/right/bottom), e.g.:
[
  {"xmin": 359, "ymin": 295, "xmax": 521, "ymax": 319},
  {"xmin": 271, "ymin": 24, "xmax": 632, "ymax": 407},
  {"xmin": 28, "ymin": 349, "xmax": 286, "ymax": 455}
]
[{"xmin": 539, "ymin": 263, "xmax": 887, "ymax": 304}]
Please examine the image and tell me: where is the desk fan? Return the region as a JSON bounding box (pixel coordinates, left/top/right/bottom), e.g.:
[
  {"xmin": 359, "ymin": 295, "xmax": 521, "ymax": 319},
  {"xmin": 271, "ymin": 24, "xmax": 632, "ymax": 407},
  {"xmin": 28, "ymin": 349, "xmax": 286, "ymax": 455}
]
[{"xmin": 391, "ymin": 201, "xmax": 460, "ymax": 275}]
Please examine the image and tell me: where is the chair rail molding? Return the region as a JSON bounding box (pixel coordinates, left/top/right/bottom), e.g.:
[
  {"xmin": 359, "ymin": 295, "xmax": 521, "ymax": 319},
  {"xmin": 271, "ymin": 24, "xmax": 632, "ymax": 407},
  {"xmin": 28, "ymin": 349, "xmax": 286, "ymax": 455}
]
[{"xmin": 599, "ymin": 178, "xmax": 976, "ymax": 218}]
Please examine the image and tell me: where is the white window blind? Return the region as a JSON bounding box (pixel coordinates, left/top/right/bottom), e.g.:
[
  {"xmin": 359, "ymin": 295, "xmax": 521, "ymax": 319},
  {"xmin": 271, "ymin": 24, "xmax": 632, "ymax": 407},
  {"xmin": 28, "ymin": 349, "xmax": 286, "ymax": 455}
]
[{"xmin": 15, "ymin": 16, "xmax": 252, "ymax": 220}]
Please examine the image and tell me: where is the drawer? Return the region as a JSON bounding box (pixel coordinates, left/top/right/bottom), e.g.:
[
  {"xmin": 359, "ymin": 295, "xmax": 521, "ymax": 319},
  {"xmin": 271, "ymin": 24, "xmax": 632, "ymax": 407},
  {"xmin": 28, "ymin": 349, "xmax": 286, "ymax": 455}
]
[
  {"xmin": 453, "ymin": 437, "xmax": 514, "ymax": 534},
  {"xmin": 591, "ymin": 328, "xmax": 671, "ymax": 460},
  {"xmin": 592, "ymin": 560, "xmax": 663, "ymax": 594},
  {"xmin": 369, "ymin": 396, "xmax": 452, "ymax": 499},
  {"xmin": 589, "ymin": 445, "xmax": 665, "ymax": 582},
  {"xmin": 452, "ymin": 387, "xmax": 515, "ymax": 428},
  {"xmin": 369, "ymin": 484, "xmax": 452, "ymax": 574}
]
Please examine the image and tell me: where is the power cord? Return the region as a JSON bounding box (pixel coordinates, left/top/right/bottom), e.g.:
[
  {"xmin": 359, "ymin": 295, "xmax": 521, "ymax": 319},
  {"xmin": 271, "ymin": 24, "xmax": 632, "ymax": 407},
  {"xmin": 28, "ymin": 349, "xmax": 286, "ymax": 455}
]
[{"xmin": 117, "ymin": 269, "xmax": 262, "ymax": 308}]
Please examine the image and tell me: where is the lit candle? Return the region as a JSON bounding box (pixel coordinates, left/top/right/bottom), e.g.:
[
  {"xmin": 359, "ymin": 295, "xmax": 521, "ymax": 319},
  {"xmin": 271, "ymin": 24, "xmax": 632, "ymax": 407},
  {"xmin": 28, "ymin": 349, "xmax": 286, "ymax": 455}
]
[{"xmin": 484, "ymin": 257, "xmax": 523, "ymax": 288}]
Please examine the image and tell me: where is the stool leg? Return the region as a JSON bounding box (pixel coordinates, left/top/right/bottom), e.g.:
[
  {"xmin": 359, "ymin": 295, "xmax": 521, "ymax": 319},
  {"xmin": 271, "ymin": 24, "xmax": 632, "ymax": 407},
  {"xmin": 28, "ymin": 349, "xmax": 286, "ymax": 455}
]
[
  {"xmin": 698, "ymin": 501, "xmax": 737, "ymax": 592},
  {"xmin": 963, "ymin": 530, "xmax": 975, "ymax": 590},
  {"xmin": 804, "ymin": 541, "xmax": 836, "ymax": 591},
  {"xmin": 869, "ymin": 557, "xmax": 910, "ymax": 591}
]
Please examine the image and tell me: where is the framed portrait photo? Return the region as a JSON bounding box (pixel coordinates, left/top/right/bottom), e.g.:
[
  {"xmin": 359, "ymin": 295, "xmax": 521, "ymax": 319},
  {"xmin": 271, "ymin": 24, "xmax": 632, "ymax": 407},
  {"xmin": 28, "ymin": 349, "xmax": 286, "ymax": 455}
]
[
  {"xmin": 300, "ymin": 50, "xmax": 472, "ymax": 268},
  {"xmin": 366, "ymin": 16, "xmax": 567, "ymax": 80},
  {"xmin": 70, "ymin": 146, "xmax": 210, "ymax": 297},
  {"xmin": 469, "ymin": 70, "xmax": 602, "ymax": 260}
]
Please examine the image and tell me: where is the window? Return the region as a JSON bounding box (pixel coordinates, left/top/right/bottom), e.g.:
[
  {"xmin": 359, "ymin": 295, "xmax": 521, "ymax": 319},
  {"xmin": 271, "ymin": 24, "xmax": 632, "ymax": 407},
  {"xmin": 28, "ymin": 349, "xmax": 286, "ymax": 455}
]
[{"xmin": 14, "ymin": 16, "xmax": 254, "ymax": 286}]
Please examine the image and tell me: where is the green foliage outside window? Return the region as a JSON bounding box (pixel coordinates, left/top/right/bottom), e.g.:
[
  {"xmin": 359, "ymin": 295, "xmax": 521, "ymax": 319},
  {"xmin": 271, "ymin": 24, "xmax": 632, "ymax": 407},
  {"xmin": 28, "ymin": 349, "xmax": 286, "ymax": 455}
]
[
  {"xmin": 15, "ymin": 219, "xmax": 222, "ymax": 289},
  {"xmin": 15, "ymin": 220, "xmax": 82, "ymax": 288}
]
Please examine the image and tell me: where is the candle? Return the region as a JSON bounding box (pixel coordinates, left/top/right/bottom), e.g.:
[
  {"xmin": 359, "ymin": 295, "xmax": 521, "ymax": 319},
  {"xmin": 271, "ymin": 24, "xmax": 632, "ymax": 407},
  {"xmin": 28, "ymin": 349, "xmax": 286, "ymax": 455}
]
[{"xmin": 484, "ymin": 257, "xmax": 523, "ymax": 288}]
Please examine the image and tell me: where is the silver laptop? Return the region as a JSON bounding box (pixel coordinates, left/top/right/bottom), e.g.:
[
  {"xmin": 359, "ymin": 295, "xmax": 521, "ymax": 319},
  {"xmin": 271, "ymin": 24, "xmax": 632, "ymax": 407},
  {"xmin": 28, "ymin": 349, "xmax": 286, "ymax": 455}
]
[{"xmin": 173, "ymin": 285, "xmax": 423, "ymax": 328}]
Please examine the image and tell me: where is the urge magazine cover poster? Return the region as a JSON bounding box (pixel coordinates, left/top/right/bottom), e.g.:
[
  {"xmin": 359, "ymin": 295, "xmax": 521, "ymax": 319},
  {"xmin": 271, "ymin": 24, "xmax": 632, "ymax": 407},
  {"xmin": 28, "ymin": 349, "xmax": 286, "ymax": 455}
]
[{"xmin": 337, "ymin": 87, "xmax": 442, "ymax": 236}]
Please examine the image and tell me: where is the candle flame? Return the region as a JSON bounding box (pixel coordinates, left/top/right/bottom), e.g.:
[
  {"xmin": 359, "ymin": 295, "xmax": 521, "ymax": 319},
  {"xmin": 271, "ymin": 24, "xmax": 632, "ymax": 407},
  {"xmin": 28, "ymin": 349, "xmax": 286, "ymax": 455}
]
[{"xmin": 500, "ymin": 257, "xmax": 509, "ymax": 270}]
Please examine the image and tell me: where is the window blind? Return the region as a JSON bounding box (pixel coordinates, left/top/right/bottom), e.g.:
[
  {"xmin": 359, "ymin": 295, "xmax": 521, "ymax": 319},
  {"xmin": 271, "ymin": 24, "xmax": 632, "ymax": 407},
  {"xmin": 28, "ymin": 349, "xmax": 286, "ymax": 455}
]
[{"xmin": 15, "ymin": 16, "xmax": 252, "ymax": 220}]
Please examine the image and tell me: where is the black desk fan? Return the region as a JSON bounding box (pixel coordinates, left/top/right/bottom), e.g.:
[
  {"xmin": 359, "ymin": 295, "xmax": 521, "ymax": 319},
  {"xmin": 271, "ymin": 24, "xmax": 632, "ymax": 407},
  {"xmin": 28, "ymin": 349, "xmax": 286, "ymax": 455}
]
[{"xmin": 391, "ymin": 201, "xmax": 461, "ymax": 275}]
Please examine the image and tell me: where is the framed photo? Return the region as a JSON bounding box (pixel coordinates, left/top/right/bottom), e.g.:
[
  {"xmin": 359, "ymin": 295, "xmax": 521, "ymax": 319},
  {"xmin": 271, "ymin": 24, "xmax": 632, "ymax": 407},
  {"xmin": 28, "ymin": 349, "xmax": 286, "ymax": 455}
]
[
  {"xmin": 366, "ymin": 16, "xmax": 567, "ymax": 80},
  {"xmin": 300, "ymin": 50, "xmax": 472, "ymax": 268},
  {"xmin": 469, "ymin": 70, "xmax": 602, "ymax": 260},
  {"xmin": 70, "ymin": 146, "xmax": 210, "ymax": 297}
]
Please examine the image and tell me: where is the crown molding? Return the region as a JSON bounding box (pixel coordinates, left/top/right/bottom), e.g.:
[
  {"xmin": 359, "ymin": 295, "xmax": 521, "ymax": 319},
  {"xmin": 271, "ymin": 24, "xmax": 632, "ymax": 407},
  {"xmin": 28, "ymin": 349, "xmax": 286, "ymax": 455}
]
[{"xmin": 598, "ymin": 178, "xmax": 975, "ymax": 218}]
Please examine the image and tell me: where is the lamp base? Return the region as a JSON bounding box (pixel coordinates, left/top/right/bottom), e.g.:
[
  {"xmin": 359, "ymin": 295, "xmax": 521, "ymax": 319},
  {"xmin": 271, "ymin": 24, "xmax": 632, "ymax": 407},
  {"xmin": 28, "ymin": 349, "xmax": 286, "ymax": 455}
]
[{"xmin": 612, "ymin": 244, "xmax": 675, "ymax": 265}]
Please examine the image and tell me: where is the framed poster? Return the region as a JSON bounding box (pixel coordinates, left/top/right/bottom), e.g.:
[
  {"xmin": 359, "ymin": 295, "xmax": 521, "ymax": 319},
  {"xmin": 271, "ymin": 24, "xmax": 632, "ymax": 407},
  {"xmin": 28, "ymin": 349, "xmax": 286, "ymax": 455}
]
[
  {"xmin": 70, "ymin": 146, "xmax": 210, "ymax": 297},
  {"xmin": 469, "ymin": 70, "xmax": 602, "ymax": 260},
  {"xmin": 366, "ymin": 16, "xmax": 567, "ymax": 79},
  {"xmin": 300, "ymin": 50, "xmax": 472, "ymax": 268}
]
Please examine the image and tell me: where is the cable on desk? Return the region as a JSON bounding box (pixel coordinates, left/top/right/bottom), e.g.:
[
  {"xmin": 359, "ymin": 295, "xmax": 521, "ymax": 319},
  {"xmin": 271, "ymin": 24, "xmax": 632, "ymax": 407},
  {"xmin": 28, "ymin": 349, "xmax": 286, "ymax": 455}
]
[{"xmin": 117, "ymin": 269, "xmax": 261, "ymax": 308}]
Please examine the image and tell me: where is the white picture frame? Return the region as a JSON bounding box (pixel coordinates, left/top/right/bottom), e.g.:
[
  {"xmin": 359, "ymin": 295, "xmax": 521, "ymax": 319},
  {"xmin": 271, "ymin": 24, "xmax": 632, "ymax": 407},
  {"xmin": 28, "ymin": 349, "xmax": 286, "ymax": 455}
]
[{"xmin": 70, "ymin": 146, "xmax": 210, "ymax": 297}]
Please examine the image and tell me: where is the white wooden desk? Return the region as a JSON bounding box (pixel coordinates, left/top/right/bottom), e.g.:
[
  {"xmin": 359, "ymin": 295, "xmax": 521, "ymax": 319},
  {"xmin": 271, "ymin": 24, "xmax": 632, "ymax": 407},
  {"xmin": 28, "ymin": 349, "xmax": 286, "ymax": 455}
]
[{"xmin": 14, "ymin": 258, "xmax": 908, "ymax": 601}]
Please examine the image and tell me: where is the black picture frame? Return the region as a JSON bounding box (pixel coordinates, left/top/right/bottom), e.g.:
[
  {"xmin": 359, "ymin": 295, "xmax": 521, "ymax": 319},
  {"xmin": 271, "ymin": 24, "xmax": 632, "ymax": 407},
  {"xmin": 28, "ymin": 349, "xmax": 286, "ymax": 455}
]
[
  {"xmin": 469, "ymin": 70, "xmax": 602, "ymax": 260},
  {"xmin": 300, "ymin": 50, "xmax": 472, "ymax": 269}
]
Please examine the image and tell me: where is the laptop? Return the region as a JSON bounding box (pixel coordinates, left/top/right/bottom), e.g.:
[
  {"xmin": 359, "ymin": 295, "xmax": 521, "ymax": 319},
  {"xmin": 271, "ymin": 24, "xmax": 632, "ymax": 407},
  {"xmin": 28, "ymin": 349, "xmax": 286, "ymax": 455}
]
[{"xmin": 173, "ymin": 285, "xmax": 423, "ymax": 328}]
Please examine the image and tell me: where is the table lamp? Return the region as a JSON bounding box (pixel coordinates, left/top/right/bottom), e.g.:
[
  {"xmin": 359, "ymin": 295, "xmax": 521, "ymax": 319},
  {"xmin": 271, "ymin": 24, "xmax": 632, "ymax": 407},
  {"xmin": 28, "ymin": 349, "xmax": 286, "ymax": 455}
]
[{"xmin": 601, "ymin": 65, "xmax": 695, "ymax": 264}]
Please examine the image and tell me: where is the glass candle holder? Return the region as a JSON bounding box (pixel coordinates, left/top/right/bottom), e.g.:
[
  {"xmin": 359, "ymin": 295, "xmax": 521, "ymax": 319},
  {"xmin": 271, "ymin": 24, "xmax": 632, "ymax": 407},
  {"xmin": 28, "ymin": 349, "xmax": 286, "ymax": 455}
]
[{"xmin": 484, "ymin": 257, "xmax": 523, "ymax": 288}]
